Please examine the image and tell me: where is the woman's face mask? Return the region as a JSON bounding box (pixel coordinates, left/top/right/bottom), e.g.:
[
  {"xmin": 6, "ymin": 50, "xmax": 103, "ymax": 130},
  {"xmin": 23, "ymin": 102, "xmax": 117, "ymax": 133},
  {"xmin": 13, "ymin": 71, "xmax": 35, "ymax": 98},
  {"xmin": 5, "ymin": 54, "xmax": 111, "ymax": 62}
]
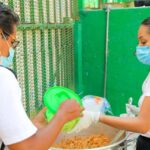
[
  {"xmin": 136, "ymin": 25, "xmax": 150, "ymax": 65},
  {"xmin": 136, "ymin": 46, "xmax": 150, "ymax": 65}
]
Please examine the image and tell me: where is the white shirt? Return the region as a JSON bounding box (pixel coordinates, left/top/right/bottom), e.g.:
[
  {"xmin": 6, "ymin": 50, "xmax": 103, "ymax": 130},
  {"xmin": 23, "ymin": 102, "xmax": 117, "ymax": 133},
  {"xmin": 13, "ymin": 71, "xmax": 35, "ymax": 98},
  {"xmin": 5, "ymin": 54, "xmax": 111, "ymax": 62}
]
[
  {"xmin": 0, "ymin": 67, "xmax": 37, "ymax": 149},
  {"xmin": 138, "ymin": 72, "xmax": 150, "ymax": 138}
]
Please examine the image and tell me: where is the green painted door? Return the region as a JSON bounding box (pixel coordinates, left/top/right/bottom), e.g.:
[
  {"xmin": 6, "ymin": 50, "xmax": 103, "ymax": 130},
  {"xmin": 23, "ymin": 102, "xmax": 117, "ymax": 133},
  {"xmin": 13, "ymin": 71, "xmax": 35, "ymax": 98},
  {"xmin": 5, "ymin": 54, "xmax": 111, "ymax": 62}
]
[{"xmin": 75, "ymin": 7, "xmax": 150, "ymax": 115}]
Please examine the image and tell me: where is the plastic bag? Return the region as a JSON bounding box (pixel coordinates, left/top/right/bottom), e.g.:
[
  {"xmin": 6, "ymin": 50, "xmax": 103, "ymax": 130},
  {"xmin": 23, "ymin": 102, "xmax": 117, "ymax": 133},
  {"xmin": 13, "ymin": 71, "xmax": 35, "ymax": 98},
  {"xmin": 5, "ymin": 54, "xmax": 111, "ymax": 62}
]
[{"xmin": 82, "ymin": 95, "xmax": 113, "ymax": 115}]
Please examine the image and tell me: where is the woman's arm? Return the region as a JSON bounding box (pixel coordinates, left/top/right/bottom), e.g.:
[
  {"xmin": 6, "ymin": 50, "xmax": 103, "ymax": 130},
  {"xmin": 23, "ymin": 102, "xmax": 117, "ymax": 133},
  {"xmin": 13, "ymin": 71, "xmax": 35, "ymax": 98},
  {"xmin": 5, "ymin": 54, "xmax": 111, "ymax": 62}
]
[{"xmin": 100, "ymin": 96, "xmax": 150, "ymax": 134}]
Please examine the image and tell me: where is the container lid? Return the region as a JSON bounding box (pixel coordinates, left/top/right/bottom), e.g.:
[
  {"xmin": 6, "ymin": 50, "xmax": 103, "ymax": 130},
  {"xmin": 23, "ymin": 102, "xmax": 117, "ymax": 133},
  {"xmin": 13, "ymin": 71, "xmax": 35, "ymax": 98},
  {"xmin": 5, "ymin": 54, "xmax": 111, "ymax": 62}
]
[
  {"xmin": 44, "ymin": 86, "xmax": 82, "ymax": 114},
  {"xmin": 43, "ymin": 86, "xmax": 82, "ymax": 132}
]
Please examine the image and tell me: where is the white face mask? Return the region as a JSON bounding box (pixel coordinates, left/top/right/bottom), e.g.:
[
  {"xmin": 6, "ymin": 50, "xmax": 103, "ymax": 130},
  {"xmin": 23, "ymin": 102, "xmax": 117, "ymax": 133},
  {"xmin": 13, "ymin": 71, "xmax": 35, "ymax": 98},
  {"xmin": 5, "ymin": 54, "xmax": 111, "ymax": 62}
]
[
  {"xmin": 0, "ymin": 32, "xmax": 15, "ymax": 68},
  {"xmin": 0, "ymin": 47, "xmax": 15, "ymax": 68}
]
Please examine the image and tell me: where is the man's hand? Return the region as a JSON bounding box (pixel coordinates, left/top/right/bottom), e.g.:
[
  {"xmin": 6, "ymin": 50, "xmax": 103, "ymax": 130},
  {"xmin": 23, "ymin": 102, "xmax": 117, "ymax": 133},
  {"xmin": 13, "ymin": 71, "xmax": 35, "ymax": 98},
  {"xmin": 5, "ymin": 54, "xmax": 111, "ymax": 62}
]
[
  {"xmin": 32, "ymin": 107, "xmax": 48, "ymax": 129},
  {"xmin": 56, "ymin": 100, "xmax": 83, "ymax": 124}
]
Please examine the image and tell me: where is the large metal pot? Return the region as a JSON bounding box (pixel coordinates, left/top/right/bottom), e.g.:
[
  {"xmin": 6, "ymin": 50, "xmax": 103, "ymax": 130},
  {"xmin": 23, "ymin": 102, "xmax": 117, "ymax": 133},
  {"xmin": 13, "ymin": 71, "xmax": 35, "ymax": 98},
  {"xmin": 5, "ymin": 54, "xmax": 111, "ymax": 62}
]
[{"xmin": 50, "ymin": 123, "xmax": 133, "ymax": 150}]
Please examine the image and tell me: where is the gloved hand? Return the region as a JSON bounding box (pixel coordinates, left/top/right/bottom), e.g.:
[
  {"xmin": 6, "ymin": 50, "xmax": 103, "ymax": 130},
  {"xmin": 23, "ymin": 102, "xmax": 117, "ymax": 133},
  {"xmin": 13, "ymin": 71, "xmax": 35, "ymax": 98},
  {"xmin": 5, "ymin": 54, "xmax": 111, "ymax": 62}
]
[
  {"xmin": 68, "ymin": 110, "xmax": 101, "ymax": 134},
  {"xmin": 126, "ymin": 104, "xmax": 140, "ymax": 116}
]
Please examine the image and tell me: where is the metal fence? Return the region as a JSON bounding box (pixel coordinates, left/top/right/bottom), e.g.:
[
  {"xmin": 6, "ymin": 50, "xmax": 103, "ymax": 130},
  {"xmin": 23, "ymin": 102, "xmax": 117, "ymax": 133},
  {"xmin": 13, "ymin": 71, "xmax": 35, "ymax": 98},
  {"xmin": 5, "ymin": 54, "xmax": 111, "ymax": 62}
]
[
  {"xmin": 83, "ymin": 0, "xmax": 134, "ymax": 9},
  {"xmin": 1, "ymin": 0, "xmax": 78, "ymax": 117}
]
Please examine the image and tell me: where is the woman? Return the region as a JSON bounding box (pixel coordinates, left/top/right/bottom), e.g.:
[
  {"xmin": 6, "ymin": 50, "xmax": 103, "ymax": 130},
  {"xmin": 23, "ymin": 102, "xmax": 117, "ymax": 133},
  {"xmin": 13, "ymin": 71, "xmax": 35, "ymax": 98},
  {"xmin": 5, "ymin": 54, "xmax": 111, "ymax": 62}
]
[
  {"xmin": 73, "ymin": 17, "xmax": 150, "ymax": 150},
  {"xmin": 0, "ymin": 3, "xmax": 83, "ymax": 150},
  {"xmin": 100, "ymin": 17, "xmax": 150, "ymax": 150},
  {"xmin": 134, "ymin": 0, "xmax": 150, "ymax": 7}
]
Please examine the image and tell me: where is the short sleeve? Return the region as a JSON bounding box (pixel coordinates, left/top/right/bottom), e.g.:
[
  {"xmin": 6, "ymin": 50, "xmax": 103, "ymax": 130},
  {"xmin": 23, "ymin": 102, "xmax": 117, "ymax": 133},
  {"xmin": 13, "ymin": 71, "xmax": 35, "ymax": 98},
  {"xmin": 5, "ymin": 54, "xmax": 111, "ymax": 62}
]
[
  {"xmin": 142, "ymin": 73, "xmax": 150, "ymax": 96},
  {"xmin": 0, "ymin": 68, "xmax": 37, "ymax": 145}
]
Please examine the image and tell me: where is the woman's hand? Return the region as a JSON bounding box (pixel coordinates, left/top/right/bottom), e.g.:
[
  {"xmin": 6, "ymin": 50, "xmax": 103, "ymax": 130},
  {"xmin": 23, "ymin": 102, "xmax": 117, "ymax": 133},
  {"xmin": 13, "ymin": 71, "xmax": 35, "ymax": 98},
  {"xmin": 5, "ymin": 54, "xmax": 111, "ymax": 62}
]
[
  {"xmin": 56, "ymin": 100, "xmax": 84, "ymax": 124},
  {"xmin": 32, "ymin": 107, "xmax": 48, "ymax": 129},
  {"xmin": 69, "ymin": 110, "xmax": 101, "ymax": 133},
  {"xmin": 126, "ymin": 104, "xmax": 140, "ymax": 116}
]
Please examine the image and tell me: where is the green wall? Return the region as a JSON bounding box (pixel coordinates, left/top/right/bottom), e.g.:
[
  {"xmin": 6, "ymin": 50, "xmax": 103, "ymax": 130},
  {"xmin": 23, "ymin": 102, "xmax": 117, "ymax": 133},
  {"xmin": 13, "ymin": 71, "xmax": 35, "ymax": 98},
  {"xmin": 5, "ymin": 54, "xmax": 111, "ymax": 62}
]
[{"xmin": 75, "ymin": 7, "xmax": 150, "ymax": 115}]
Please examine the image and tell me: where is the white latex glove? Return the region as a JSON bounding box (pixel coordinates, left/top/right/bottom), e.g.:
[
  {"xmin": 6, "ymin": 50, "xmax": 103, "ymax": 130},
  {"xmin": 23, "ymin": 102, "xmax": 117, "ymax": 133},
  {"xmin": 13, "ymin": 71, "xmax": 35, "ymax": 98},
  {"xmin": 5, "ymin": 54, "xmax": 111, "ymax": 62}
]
[
  {"xmin": 69, "ymin": 110, "xmax": 101, "ymax": 134},
  {"xmin": 126, "ymin": 104, "xmax": 140, "ymax": 116}
]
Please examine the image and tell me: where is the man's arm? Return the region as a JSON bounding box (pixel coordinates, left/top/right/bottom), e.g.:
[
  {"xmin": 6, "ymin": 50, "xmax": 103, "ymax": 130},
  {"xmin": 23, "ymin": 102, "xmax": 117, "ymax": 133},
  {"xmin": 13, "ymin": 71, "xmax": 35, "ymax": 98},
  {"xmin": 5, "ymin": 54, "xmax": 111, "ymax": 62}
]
[
  {"xmin": 8, "ymin": 100, "xmax": 83, "ymax": 150},
  {"xmin": 32, "ymin": 107, "xmax": 48, "ymax": 129}
]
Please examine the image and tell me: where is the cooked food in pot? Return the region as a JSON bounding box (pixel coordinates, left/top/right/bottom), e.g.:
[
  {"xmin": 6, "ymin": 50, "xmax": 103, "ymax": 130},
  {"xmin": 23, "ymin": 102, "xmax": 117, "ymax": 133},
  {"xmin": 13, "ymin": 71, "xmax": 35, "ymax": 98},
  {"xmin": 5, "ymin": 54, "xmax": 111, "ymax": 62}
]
[{"xmin": 53, "ymin": 134, "xmax": 110, "ymax": 149}]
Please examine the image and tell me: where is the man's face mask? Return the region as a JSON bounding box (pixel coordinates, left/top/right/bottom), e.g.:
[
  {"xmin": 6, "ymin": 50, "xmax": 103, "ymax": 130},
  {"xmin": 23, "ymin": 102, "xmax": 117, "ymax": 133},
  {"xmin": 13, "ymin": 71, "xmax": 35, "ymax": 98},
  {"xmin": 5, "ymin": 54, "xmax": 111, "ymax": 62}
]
[
  {"xmin": 0, "ymin": 32, "xmax": 16, "ymax": 68},
  {"xmin": 0, "ymin": 47, "xmax": 15, "ymax": 68}
]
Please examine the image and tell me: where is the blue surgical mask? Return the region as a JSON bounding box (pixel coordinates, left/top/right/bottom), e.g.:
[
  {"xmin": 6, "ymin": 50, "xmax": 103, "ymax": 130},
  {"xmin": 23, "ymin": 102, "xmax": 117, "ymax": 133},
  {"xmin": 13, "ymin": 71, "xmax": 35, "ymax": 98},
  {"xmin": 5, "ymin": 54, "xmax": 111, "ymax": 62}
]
[
  {"xmin": 0, "ymin": 48, "xmax": 15, "ymax": 68},
  {"xmin": 136, "ymin": 46, "xmax": 150, "ymax": 65}
]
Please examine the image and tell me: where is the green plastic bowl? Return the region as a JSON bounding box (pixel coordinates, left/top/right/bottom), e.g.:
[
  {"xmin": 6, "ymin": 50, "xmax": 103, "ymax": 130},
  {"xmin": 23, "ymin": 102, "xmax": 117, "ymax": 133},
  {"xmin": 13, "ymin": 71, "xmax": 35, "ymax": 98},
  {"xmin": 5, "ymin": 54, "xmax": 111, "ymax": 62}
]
[{"xmin": 44, "ymin": 86, "xmax": 82, "ymax": 132}]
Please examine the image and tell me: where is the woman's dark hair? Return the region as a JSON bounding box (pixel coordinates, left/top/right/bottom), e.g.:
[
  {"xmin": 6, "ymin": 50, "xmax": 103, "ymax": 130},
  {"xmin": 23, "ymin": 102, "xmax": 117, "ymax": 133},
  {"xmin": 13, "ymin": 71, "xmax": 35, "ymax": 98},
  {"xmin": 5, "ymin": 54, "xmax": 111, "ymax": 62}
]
[
  {"xmin": 142, "ymin": 17, "xmax": 150, "ymax": 32},
  {"xmin": 0, "ymin": 2, "xmax": 19, "ymax": 38}
]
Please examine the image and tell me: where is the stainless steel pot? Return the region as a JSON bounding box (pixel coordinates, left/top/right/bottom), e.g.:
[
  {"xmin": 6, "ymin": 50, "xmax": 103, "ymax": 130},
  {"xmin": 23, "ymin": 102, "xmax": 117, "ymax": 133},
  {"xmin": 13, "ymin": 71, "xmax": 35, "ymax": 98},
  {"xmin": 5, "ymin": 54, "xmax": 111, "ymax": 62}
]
[{"xmin": 50, "ymin": 123, "xmax": 135, "ymax": 150}]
